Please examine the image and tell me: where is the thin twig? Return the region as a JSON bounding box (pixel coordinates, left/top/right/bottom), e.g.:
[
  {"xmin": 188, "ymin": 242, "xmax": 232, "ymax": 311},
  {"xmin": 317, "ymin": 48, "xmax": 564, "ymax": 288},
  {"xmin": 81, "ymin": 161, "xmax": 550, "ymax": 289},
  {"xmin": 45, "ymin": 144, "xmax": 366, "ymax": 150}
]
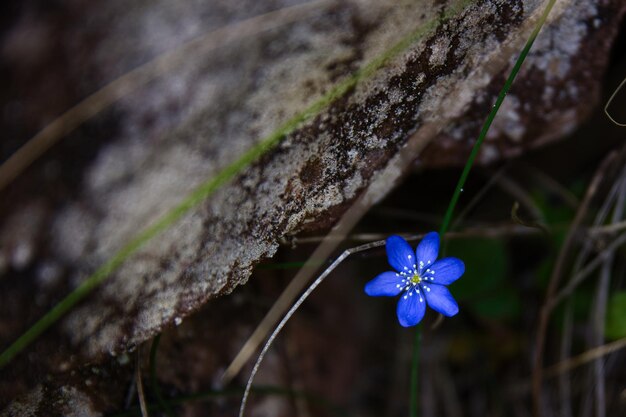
[
  {"xmin": 288, "ymin": 224, "xmax": 542, "ymax": 245},
  {"xmin": 532, "ymin": 152, "xmax": 616, "ymax": 417},
  {"xmin": 589, "ymin": 219, "xmax": 626, "ymax": 235},
  {"xmin": 551, "ymin": 232, "xmax": 626, "ymax": 307},
  {"xmin": 0, "ymin": 0, "xmax": 336, "ymax": 192},
  {"xmin": 558, "ymin": 300, "xmax": 574, "ymax": 417},
  {"xmin": 591, "ymin": 176, "xmax": 625, "ymax": 417},
  {"xmin": 373, "ymin": 207, "xmax": 441, "ymax": 226},
  {"xmin": 149, "ymin": 334, "xmax": 175, "ymax": 417},
  {"xmin": 236, "ymin": 1, "xmax": 564, "ymax": 413},
  {"xmin": 439, "ymin": 0, "xmax": 559, "ymax": 237},
  {"xmin": 508, "ymin": 337, "xmax": 626, "ymax": 401},
  {"xmin": 496, "ymin": 175, "xmax": 545, "ymax": 223},
  {"xmin": 220, "ymin": 0, "xmax": 480, "ymax": 378},
  {"xmin": 238, "ymin": 239, "xmax": 385, "ymax": 417},
  {"xmin": 544, "ymin": 338, "xmax": 626, "ymax": 378},
  {"xmin": 223, "ymin": 122, "xmax": 442, "ymax": 384},
  {"xmin": 136, "ymin": 350, "xmax": 150, "ymax": 417},
  {"xmin": 592, "ymin": 262, "xmax": 610, "ymax": 417},
  {"xmin": 562, "ymin": 165, "xmax": 626, "ymax": 301},
  {"xmin": 0, "ymin": 0, "xmax": 437, "ymax": 369},
  {"xmin": 0, "ymin": 0, "xmax": 344, "ymax": 370},
  {"xmin": 450, "ymin": 166, "xmax": 508, "ymax": 231},
  {"xmin": 548, "ymin": 162, "xmax": 626, "ymax": 417},
  {"xmin": 522, "ymin": 165, "xmax": 579, "ymax": 210}
]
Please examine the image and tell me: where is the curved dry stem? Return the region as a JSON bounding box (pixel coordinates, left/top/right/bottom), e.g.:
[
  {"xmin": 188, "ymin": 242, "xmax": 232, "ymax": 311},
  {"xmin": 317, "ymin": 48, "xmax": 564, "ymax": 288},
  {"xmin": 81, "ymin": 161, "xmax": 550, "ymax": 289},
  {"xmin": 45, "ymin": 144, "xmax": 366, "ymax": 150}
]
[
  {"xmin": 604, "ymin": 75, "xmax": 626, "ymax": 127},
  {"xmin": 238, "ymin": 240, "xmax": 384, "ymax": 417},
  {"xmin": 226, "ymin": 0, "xmax": 566, "ymax": 382},
  {"xmin": 223, "ymin": 117, "xmax": 444, "ymax": 383}
]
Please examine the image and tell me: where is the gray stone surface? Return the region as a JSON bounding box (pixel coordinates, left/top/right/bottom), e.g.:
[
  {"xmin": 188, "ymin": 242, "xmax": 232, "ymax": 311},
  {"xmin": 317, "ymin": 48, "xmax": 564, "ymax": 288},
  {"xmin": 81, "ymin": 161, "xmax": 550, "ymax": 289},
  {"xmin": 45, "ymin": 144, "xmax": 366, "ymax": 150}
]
[{"xmin": 0, "ymin": 0, "xmax": 624, "ymax": 412}]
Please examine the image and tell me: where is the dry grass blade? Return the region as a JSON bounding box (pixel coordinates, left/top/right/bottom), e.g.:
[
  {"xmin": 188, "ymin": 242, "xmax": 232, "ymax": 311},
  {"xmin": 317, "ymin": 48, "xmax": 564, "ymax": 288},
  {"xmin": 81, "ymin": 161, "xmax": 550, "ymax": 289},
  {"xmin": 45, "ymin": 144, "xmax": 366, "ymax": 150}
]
[
  {"xmin": 558, "ymin": 301, "xmax": 574, "ymax": 417},
  {"xmin": 222, "ymin": 211, "xmax": 368, "ymax": 384},
  {"xmin": 238, "ymin": 239, "xmax": 385, "ymax": 417},
  {"xmin": 591, "ymin": 175, "xmax": 625, "ymax": 417},
  {"xmin": 534, "ymin": 154, "xmax": 626, "ymax": 416},
  {"xmin": 223, "ymin": 121, "xmax": 443, "ymax": 384},
  {"xmin": 552, "ymin": 232, "xmax": 626, "ymax": 307},
  {"xmin": 523, "ymin": 165, "xmax": 579, "ymax": 209},
  {"xmin": 0, "ymin": 0, "xmax": 336, "ymax": 192},
  {"xmin": 287, "ymin": 225, "xmax": 542, "ymax": 245},
  {"xmin": 235, "ymin": 117, "xmax": 454, "ymax": 416},
  {"xmin": 532, "ymin": 151, "xmax": 616, "ymax": 417},
  {"xmin": 552, "ymin": 166, "xmax": 626, "ymax": 417},
  {"xmin": 564, "ymin": 164, "xmax": 626, "ymax": 286},
  {"xmin": 590, "ymin": 220, "xmax": 626, "ymax": 235},
  {"xmin": 544, "ymin": 338, "xmax": 626, "ymax": 378},
  {"xmin": 136, "ymin": 350, "xmax": 149, "ymax": 417},
  {"xmin": 592, "ymin": 261, "xmax": 611, "ymax": 417},
  {"xmin": 450, "ymin": 166, "xmax": 508, "ymax": 231},
  {"xmin": 230, "ymin": 0, "xmax": 568, "ymax": 388},
  {"xmin": 224, "ymin": 3, "xmax": 570, "ymax": 413}
]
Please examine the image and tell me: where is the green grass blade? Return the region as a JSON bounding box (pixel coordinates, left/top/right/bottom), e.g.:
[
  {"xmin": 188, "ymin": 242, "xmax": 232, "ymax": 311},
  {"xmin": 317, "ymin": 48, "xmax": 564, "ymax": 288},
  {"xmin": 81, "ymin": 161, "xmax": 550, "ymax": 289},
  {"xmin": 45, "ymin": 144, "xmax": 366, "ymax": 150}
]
[
  {"xmin": 439, "ymin": 0, "xmax": 557, "ymax": 236},
  {"xmin": 0, "ymin": 0, "xmax": 476, "ymax": 369},
  {"xmin": 415, "ymin": 1, "xmax": 557, "ymax": 417}
]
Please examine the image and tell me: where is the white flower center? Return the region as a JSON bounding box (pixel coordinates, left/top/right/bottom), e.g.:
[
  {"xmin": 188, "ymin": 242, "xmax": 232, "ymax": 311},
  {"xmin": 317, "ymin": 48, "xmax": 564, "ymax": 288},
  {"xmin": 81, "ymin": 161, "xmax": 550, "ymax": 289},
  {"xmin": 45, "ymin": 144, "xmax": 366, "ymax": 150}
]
[{"xmin": 396, "ymin": 264, "xmax": 425, "ymax": 302}]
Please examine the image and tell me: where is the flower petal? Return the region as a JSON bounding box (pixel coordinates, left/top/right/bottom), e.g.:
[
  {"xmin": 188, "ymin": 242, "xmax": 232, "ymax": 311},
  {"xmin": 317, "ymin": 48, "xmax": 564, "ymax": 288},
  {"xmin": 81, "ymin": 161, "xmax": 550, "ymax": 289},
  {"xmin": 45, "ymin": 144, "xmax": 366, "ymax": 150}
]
[
  {"xmin": 415, "ymin": 232, "xmax": 439, "ymax": 271},
  {"xmin": 364, "ymin": 271, "xmax": 404, "ymax": 297},
  {"xmin": 422, "ymin": 257, "xmax": 465, "ymax": 285},
  {"xmin": 386, "ymin": 235, "xmax": 416, "ymax": 272},
  {"xmin": 396, "ymin": 288, "xmax": 426, "ymax": 327},
  {"xmin": 423, "ymin": 284, "xmax": 459, "ymax": 317}
]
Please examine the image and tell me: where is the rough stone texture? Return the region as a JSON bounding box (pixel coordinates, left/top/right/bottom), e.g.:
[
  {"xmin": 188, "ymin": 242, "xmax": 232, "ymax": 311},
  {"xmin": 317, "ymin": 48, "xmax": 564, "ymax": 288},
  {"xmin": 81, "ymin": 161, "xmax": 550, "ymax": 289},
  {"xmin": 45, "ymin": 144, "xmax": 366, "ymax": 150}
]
[
  {"xmin": 422, "ymin": 0, "xmax": 626, "ymax": 165},
  {"xmin": 0, "ymin": 0, "xmax": 625, "ymax": 413}
]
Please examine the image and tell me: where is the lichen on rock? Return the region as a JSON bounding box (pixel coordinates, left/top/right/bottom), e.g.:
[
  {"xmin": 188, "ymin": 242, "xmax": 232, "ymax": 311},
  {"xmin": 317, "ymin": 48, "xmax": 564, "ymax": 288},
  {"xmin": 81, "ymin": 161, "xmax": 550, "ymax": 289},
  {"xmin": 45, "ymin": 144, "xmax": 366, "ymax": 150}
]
[{"xmin": 0, "ymin": 0, "xmax": 625, "ymax": 412}]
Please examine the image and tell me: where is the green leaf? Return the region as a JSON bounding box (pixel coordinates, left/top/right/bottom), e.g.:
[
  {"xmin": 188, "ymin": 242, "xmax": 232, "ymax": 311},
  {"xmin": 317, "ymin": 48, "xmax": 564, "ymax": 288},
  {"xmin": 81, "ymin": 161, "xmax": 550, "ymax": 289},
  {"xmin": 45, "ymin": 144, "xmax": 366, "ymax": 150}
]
[
  {"xmin": 446, "ymin": 238, "xmax": 520, "ymax": 320},
  {"xmin": 471, "ymin": 286, "xmax": 521, "ymax": 320},
  {"xmin": 447, "ymin": 238, "xmax": 507, "ymax": 299},
  {"xmin": 605, "ymin": 291, "xmax": 626, "ymax": 340}
]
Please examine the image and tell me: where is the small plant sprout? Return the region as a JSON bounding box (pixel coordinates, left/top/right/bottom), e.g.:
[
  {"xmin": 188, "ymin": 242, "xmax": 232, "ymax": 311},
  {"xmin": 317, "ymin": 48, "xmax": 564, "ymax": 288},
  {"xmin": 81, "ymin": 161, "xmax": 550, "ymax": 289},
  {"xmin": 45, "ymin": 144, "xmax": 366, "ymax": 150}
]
[{"xmin": 365, "ymin": 232, "xmax": 465, "ymax": 327}]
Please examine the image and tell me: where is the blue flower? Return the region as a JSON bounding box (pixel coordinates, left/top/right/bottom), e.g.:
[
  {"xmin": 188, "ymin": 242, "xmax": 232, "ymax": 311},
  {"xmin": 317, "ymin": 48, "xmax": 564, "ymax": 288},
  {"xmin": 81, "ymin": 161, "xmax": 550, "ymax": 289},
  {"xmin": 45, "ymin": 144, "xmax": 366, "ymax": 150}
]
[{"xmin": 364, "ymin": 232, "xmax": 464, "ymax": 327}]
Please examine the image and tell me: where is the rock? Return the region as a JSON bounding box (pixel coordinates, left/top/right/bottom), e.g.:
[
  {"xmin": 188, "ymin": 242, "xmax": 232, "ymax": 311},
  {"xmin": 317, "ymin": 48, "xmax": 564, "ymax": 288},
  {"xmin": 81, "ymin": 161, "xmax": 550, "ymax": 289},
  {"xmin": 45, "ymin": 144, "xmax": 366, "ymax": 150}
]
[{"xmin": 1, "ymin": 0, "xmax": 624, "ymax": 412}]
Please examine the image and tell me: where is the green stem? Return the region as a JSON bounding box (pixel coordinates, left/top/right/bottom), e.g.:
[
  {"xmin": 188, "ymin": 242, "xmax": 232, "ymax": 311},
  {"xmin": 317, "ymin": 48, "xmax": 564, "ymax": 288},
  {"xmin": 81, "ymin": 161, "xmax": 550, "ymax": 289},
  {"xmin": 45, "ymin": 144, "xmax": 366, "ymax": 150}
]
[
  {"xmin": 439, "ymin": 0, "xmax": 557, "ymax": 236},
  {"xmin": 409, "ymin": 326, "xmax": 421, "ymax": 417},
  {"xmin": 424, "ymin": 1, "xmax": 556, "ymax": 415},
  {"xmin": 0, "ymin": 0, "xmax": 476, "ymax": 370}
]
